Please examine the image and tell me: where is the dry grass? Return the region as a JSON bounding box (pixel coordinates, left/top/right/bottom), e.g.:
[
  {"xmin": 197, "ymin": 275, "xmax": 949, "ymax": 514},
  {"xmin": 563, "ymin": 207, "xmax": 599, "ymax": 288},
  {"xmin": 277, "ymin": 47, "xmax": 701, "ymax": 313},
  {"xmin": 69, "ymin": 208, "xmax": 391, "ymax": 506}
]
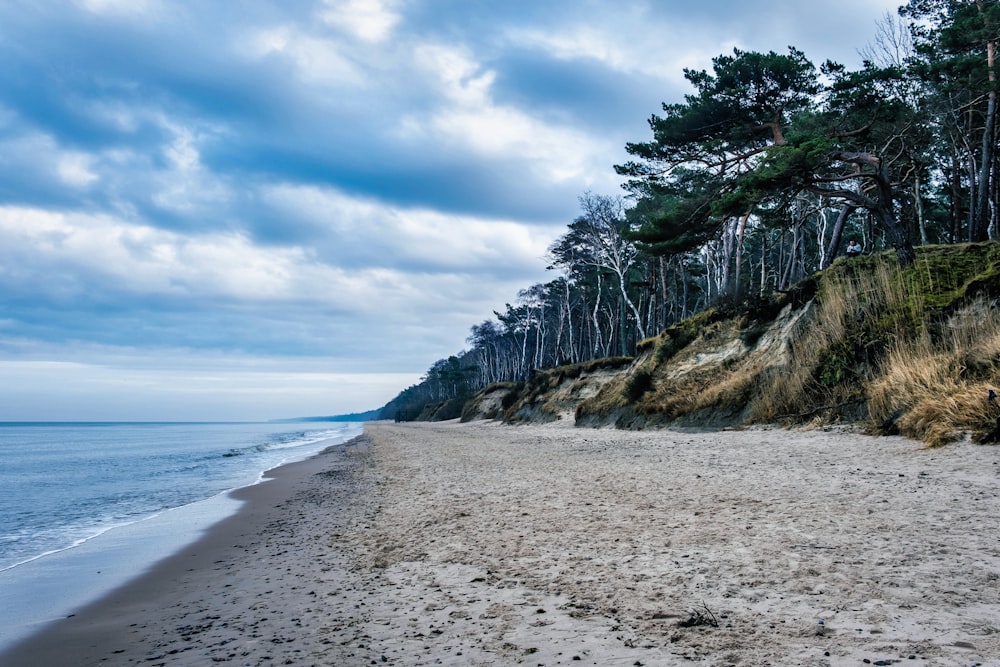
[
  {"xmin": 746, "ymin": 260, "xmax": 910, "ymax": 422},
  {"xmin": 633, "ymin": 318, "xmax": 763, "ymax": 423},
  {"xmin": 748, "ymin": 253, "xmax": 1000, "ymax": 443},
  {"xmin": 573, "ymin": 244, "xmax": 1000, "ymax": 445},
  {"xmin": 867, "ymin": 300, "xmax": 1000, "ymax": 446}
]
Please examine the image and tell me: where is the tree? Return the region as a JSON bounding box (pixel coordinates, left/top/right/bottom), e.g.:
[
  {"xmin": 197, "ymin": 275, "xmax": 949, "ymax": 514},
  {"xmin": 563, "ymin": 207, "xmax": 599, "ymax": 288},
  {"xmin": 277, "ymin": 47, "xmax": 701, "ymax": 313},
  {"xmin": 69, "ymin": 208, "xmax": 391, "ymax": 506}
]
[
  {"xmin": 550, "ymin": 193, "xmax": 646, "ymax": 354},
  {"xmin": 619, "ymin": 48, "xmax": 820, "ymax": 273},
  {"xmin": 619, "ymin": 47, "xmax": 918, "ymax": 267},
  {"xmin": 903, "ymin": 0, "xmax": 1000, "ymax": 242}
]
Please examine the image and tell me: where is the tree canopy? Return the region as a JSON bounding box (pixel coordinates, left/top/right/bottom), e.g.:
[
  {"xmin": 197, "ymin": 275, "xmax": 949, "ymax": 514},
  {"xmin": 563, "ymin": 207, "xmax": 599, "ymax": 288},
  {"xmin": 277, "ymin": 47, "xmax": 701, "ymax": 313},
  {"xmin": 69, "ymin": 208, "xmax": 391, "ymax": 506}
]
[
  {"xmin": 381, "ymin": 2, "xmax": 1000, "ymax": 421},
  {"xmin": 618, "ymin": 47, "xmax": 918, "ymax": 268}
]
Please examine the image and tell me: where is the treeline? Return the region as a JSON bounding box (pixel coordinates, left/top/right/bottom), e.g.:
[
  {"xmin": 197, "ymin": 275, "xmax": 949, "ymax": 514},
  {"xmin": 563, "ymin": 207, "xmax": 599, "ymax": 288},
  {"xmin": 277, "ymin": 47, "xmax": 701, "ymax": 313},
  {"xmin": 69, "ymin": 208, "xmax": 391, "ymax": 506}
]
[{"xmin": 381, "ymin": 1, "xmax": 1000, "ymax": 421}]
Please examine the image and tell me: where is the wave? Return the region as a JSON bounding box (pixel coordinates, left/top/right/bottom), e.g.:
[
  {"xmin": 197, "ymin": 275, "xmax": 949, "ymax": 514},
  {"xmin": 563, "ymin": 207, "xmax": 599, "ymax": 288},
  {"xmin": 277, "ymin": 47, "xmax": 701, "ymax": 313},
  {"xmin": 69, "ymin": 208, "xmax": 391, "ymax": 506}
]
[
  {"xmin": 0, "ymin": 422, "xmax": 363, "ymax": 574},
  {"xmin": 221, "ymin": 426, "xmax": 352, "ymax": 458}
]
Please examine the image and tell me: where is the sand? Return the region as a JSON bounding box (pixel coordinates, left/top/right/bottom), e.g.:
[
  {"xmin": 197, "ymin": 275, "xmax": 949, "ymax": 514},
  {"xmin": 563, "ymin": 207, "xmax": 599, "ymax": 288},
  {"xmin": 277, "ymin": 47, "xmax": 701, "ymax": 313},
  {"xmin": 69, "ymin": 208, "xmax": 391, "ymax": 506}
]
[{"xmin": 2, "ymin": 420, "xmax": 999, "ymax": 666}]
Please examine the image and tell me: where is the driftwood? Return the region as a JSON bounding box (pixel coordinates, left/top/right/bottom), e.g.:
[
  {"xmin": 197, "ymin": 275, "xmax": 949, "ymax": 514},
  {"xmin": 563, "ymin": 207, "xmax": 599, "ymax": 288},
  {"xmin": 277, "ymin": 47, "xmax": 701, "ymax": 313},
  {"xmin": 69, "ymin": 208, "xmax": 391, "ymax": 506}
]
[{"xmin": 677, "ymin": 603, "xmax": 719, "ymax": 628}]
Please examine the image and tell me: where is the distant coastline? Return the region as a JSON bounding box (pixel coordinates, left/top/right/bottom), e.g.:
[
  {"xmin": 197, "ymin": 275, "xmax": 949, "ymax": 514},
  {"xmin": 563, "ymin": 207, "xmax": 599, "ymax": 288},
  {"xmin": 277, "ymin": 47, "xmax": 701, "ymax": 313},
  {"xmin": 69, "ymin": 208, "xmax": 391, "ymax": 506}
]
[{"xmin": 271, "ymin": 408, "xmax": 381, "ymax": 423}]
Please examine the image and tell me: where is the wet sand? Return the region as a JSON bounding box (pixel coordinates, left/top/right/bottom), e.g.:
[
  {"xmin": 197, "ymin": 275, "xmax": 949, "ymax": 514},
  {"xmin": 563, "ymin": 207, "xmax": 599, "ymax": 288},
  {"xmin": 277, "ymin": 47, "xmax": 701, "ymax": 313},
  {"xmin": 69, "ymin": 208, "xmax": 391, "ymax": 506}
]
[{"xmin": 2, "ymin": 420, "xmax": 999, "ymax": 666}]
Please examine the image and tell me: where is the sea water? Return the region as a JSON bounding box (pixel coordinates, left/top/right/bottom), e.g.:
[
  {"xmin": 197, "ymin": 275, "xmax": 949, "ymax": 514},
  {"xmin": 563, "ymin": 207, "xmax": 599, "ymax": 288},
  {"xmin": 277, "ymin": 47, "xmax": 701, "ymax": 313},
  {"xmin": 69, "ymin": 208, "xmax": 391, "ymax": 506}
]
[{"xmin": 0, "ymin": 421, "xmax": 364, "ymax": 650}]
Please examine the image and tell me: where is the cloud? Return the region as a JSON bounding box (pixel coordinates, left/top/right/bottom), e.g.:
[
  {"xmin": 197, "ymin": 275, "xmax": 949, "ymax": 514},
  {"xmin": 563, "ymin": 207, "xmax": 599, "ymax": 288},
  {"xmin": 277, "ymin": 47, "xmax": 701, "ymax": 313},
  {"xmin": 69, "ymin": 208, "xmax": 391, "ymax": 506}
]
[
  {"xmin": 240, "ymin": 24, "xmax": 365, "ymax": 88},
  {"xmin": 57, "ymin": 152, "xmax": 100, "ymax": 188},
  {"xmin": 0, "ymin": 198, "xmax": 552, "ymax": 369},
  {"xmin": 319, "ymin": 0, "xmax": 401, "ymax": 43},
  {"xmin": 259, "ymin": 183, "xmax": 557, "ymax": 273},
  {"xmin": 0, "ymin": 0, "xmax": 911, "ymax": 419},
  {"xmin": 395, "ymin": 42, "xmax": 621, "ymax": 192},
  {"xmin": 0, "ymin": 206, "xmax": 301, "ymax": 302},
  {"xmin": 75, "ymin": 0, "xmax": 163, "ymax": 18}
]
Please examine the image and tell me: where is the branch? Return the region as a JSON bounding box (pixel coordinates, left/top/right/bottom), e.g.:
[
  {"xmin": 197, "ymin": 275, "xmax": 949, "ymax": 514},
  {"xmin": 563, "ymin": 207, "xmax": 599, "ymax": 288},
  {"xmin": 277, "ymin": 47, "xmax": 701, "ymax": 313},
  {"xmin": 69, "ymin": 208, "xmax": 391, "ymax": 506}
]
[
  {"xmin": 831, "ymin": 119, "xmax": 875, "ymax": 139},
  {"xmin": 810, "ymin": 172, "xmax": 876, "ymax": 185},
  {"xmin": 805, "ymin": 185, "xmax": 876, "ymax": 209},
  {"xmin": 831, "ymin": 151, "xmax": 881, "ymax": 169},
  {"xmin": 895, "ymin": 163, "xmax": 916, "ymax": 187}
]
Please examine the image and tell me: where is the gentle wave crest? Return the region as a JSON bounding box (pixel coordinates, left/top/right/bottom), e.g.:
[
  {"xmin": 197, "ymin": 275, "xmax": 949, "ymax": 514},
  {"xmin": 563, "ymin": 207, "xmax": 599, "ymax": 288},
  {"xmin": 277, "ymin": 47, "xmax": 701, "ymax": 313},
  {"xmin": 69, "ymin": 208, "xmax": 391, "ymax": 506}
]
[{"xmin": 0, "ymin": 421, "xmax": 363, "ymax": 572}]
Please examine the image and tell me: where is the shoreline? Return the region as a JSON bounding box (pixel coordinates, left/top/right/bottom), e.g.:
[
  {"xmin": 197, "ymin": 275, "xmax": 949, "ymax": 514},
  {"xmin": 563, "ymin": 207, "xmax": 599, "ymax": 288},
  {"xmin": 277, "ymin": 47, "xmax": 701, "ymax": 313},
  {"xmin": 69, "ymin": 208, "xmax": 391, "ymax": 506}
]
[
  {"xmin": 0, "ymin": 434, "xmax": 373, "ymax": 666},
  {"xmin": 0, "ymin": 425, "xmax": 363, "ymax": 654},
  {"xmin": 2, "ymin": 421, "xmax": 999, "ymax": 665},
  {"xmin": 0, "ymin": 485, "xmax": 244, "ymax": 652}
]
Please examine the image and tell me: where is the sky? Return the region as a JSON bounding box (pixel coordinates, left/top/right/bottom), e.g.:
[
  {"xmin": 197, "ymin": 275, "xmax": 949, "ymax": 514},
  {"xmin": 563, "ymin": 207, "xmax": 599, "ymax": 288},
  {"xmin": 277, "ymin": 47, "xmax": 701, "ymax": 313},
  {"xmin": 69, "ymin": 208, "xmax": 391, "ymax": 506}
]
[{"xmin": 0, "ymin": 0, "xmax": 903, "ymax": 421}]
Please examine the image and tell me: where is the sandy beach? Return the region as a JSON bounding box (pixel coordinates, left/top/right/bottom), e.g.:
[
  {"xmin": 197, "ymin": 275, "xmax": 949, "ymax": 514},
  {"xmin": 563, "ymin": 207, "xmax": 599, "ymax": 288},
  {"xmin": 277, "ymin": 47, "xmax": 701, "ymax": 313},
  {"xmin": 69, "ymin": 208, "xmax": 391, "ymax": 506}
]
[{"xmin": 2, "ymin": 420, "xmax": 999, "ymax": 666}]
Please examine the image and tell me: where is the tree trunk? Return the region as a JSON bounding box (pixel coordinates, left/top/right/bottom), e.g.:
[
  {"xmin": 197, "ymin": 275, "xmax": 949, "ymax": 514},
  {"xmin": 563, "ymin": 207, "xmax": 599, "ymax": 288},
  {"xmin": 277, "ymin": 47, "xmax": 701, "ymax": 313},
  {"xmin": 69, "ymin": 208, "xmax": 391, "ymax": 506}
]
[
  {"xmin": 614, "ymin": 266, "xmax": 646, "ymax": 342},
  {"xmin": 823, "ymin": 203, "xmax": 858, "ymax": 268},
  {"xmin": 721, "ymin": 219, "xmax": 735, "ymax": 296},
  {"xmin": 618, "ymin": 293, "xmax": 628, "ymax": 356},
  {"xmin": 680, "ymin": 257, "xmax": 689, "ymax": 320},
  {"xmin": 780, "ymin": 226, "xmax": 798, "ymax": 291},
  {"xmin": 659, "ymin": 256, "xmax": 668, "ymax": 331},
  {"xmin": 975, "ymin": 90, "xmax": 997, "ymax": 240},
  {"xmin": 875, "ymin": 202, "xmax": 916, "ymax": 264},
  {"xmin": 951, "ymin": 143, "xmax": 964, "ymax": 243},
  {"xmin": 914, "ymin": 171, "xmax": 928, "ymax": 245},
  {"xmin": 874, "ymin": 164, "xmax": 916, "ymax": 265},
  {"xmin": 974, "ymin": 2, "xmax": 998, "ymax": 242},
  {"xmin": 829, "ymin": 151, "xmax": 916, "ymax": 265},
  {"xmin": 759, "ymin": 235, "xmax": 768, "ymax": 296},
  {"xmin": 591, "ymin": 271, "xmax": 603, "ymax": 359},
  {"xmin": 733, "ymin": 211, "xmax": 751, "ymax": 298},
  {"xmin": 564, "ymin": 280, "xmax": 575, "ymax": 363}
]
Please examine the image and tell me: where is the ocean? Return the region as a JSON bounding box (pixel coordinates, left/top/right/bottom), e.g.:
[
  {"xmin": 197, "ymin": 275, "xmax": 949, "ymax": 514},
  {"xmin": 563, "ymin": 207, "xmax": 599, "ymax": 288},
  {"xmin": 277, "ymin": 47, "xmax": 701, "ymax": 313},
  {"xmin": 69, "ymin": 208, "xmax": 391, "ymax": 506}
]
[{"xmin": 0, "ymin": 421, "xmax": 364, "ymax": 650}]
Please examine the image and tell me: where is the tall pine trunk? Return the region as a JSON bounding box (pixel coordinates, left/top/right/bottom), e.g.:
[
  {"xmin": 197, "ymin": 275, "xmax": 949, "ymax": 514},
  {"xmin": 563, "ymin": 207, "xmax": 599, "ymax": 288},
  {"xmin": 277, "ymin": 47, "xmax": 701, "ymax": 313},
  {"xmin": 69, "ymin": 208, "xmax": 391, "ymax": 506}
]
[{"xmin": 974, "ymin": 2, "xmax": 997, "ymax": 241}]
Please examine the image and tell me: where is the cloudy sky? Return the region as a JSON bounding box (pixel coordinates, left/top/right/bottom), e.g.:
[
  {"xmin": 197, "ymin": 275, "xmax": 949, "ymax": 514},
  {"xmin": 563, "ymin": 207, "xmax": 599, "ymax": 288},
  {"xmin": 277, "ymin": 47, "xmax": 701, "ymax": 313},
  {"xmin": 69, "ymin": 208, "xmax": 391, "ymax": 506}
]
[{"xmin": 1, "ymin": 0, "xmax": 902, "ymax": 421}]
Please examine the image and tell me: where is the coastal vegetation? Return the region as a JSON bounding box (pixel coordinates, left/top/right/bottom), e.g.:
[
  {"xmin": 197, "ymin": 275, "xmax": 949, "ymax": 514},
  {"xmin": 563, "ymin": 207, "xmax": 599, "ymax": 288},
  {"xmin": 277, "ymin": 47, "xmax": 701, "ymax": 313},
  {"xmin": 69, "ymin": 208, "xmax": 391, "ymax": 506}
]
[{"xmin": 379, "ymin": 1, "xmax": 1000, "ymax": 445}]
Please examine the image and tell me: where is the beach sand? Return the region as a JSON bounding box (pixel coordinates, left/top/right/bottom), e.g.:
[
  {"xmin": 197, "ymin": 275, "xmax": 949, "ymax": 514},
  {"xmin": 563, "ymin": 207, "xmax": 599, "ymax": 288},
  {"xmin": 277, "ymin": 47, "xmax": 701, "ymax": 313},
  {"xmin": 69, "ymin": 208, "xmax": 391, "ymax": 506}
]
[{"xmin": 2, "ymin": 420, "xmax": 999, "ymax": 666}]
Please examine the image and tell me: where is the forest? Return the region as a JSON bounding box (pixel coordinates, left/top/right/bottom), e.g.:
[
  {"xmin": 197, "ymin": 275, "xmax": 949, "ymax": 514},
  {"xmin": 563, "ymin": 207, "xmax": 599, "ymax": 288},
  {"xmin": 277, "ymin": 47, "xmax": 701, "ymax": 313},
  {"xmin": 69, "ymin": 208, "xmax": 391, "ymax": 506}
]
[{"xmin": 381, "ymin": 0, "xmax": 1000, "ymax": 421}]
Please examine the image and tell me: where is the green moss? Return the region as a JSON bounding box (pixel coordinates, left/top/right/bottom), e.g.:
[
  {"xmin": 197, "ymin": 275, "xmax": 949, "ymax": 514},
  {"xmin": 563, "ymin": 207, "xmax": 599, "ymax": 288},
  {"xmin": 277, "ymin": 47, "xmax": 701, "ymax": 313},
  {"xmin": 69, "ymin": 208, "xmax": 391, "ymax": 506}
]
[
  {"xmin": 909, "ymin": 242, "xmax": 1000, "ymax": 309},
  {"xmin": 654, "ymin": 309, "xmax": 717, "ymax": 363},
  {"xmin": 583, "ymin": 356, "xmax": 634, "ymax": 371}
]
